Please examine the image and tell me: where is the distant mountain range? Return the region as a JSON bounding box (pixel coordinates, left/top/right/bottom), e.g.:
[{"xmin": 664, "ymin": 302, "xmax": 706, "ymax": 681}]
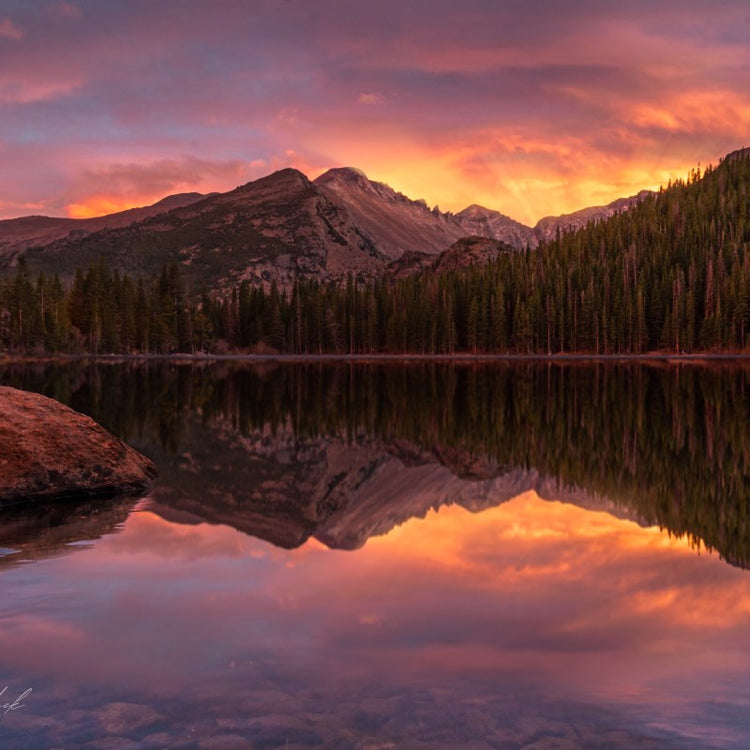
[{"xmin": 0, "ymin": 166, "xmax": 652, "ymax": 289}]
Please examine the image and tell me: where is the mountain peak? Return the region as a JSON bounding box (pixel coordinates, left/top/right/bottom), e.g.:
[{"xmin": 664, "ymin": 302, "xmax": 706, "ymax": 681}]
[
  {"xmin": 258, "ymin": 167, "xmax": 311, "ymax": 186},
  {"xmin": 315, "ymin": 166, "xmax": 428, "ymax": 208},
  {"xmin": 152, "ymin": 192, "xmax": 207, "ymax": 210},
  {"xmin": 1, "ymin": 156, "xmax": 677, "ymax": 290},
  {"xmin": 238, "ymin": 167, "xmax": 310, "ymax": 188},
  {"xmin": 229, "ymin": 167, "xmax": 313, "ymax": 200},
  {"xmin": 458, "ymin": 204, "xmax": 517, "ymax": 221},
  {"xmin": 315, "ymin": 166, "xmax": 369, "ymax": 184},
  {"xmin": 455, "ymin": 204, "xmax": 536, "ymax": 248}
]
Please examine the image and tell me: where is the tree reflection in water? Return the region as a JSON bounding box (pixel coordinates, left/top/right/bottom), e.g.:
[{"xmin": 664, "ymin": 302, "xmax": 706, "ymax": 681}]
[{"xmin": 2, "ymin": 360, "xmax": 749, "ymax": 566}]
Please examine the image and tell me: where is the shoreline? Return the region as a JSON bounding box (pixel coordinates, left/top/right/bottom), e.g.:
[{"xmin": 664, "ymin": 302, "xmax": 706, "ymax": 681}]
[{"xmin": 3, "ymin": 351, "xmax": 750, "ymax": 365}]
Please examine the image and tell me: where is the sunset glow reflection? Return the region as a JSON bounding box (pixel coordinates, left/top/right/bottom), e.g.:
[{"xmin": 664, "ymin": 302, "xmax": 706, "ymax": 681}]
[{"xmin": 2, "ymin": 484, "xmax": 750, "ymax": 747}]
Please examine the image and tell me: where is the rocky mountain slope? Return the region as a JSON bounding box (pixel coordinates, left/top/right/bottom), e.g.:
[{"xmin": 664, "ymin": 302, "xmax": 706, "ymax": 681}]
[
  {"xmin": 533, "ymin": 190, "xmax": 653, "ymax": 243},
  {"xmin": 387, "ymin": 236, "xmax": 517, "ymax": 278},
  {"xmin": 0, "ymin": 192, "xmax": 206, "ymax": 263},
  {"xmin": 314, "ymin": 167, "xmax": 468, "ymax": 258},
  {"xmin": 15, "ymin": 169, "xmax": 388, "ymax": 288},
  {"xmin": 1, "ymin": 166, "xmax": 652, "ymax": 289},
  {"xmin": 456, "ymin": 204, "xmax": 537, "ymax": 248}
]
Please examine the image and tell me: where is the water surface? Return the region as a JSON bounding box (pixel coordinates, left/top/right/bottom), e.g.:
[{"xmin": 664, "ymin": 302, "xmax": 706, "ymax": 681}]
[{"xmin": 1, "ymin": 362, "xmax": 750, "ymax": 749}]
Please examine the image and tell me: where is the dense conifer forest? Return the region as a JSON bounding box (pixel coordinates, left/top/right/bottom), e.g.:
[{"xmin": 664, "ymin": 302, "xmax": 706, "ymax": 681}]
[{"xmin": 2, "ymin": 150, "xmax": 749, "ymax": 355}]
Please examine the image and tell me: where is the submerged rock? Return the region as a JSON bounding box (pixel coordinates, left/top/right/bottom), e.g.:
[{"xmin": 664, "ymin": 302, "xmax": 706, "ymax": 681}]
[{"xmin": 0, "ymin": 386, "xmax": 157, "ymax": 505}]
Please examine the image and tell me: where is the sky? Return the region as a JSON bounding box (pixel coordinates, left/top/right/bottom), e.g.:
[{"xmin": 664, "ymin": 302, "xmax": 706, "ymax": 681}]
[{"xmin": 1, "ymin": 0, "xmax": 749, "ymax": 226}]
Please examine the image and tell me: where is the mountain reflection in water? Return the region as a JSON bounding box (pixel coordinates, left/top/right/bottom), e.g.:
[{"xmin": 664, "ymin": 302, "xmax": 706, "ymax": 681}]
[
  {"xmin": 1, "ymin": 361, "xmax": 750, "ymax": 748},
  {"xmin": 2, "ymin": 360, "xmax": 749, "ymax": 566}
]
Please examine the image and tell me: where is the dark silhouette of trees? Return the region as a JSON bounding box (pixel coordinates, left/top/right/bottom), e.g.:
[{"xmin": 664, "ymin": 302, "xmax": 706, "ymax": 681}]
[{"xmin": 2, "ymin": 150, "xmax": 750, "ymax": 355}]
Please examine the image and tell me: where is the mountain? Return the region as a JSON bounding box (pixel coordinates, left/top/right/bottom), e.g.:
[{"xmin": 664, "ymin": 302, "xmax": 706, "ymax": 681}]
[
  {"xmin": 0, "ymin": 409, "xmax": 642, "ymax": 564},
  {"xmin": 387, "ymin": 236, "xmax": 517, "ymax": 278},
  {"xmin": 137, "ymin": 413, "xmax": 641, "ymax": 552},
  {"xmin": 8, "ymin": 360, "xmax": 749, "ymax": 566},
  {"xmin": 533, "ymin": 190, "xmax": 653, "ymax": 243},
  {"xmin": 452, "ymin": 192, "xmax": 654, "ymax": 248},
  {"xmin": 6, "ymin": 152, "xmax": 748, "ymax": 356},
  {"xmin": 1, "ymin": 165, "xmax": 652, "ymax": 290},
  {"xmin": 310, "ymin": 168, "xmax": 652, "ymax": 255},
  {"xmin": 314, "ymin": 167, "xmax": 468, "ymax": 258},
  {"xmin": 455, "ymin": 204, "xmax": 537, "ymax": 248},
  {"xmin": 11, "ymin": 166, "xmax": 488, "ymax": 289},
  {"xmin": 16, "ymin": 169, "xmax": 390, "ymax": 288},
  {"xmin": 0, "ymin": 192, "xmax": 207, "ymax": 262}
]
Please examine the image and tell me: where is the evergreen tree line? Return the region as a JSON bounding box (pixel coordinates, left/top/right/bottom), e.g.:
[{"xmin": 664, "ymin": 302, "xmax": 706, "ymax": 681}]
[
  {"xmin": 0, "ymin": 259, "xmax": 211, "ymax": 354},
  {"xmin": 4, "ymin": 361, "xmax": 750, "ymax": 566},
  {"xmin": 2, "ymin": 151, "xmax": 750, "ymax": 355}
]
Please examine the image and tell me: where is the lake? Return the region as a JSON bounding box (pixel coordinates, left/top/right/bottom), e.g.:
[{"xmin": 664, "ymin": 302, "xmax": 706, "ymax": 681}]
[{"xmin": 1, "ymin": 361, "xmax": 750, "ymax": 749}]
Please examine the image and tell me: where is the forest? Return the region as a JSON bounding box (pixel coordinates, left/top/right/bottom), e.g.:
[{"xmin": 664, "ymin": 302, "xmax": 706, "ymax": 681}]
[
  {"xmin": 1, "ymin": 149, "xmax": 750, "ymax": 355},
  {"xmin": 3, "ymin": 361, "xmax": 749, "ymax": 567}
]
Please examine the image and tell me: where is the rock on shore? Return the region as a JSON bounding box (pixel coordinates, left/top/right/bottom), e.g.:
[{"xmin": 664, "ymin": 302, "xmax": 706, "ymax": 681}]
[{"xmin": 0, "ymin": 386, "xmax": 157, "ymax": 505}]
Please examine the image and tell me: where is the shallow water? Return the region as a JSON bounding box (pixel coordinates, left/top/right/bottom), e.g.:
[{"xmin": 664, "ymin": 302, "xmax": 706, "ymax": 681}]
[{"xmin": 1, "ymin": 362, "xmax": 750, "ymax": 749}]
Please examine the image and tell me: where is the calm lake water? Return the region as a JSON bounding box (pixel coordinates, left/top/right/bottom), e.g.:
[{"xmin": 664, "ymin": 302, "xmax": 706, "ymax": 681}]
[{"xmin": 1, "ymin": 361, "xmax": 750, "ymax": 749}]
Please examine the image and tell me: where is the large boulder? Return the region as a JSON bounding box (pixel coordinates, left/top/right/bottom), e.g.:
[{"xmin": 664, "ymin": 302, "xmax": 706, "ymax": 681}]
[{"xmin": 0, "ymin": 386, "xmax": 157, "ymax": 505}]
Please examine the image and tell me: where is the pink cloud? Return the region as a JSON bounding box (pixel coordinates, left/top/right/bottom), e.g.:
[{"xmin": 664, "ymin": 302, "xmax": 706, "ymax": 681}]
[
  {"xmin": 358, "ymin": 92, "xmax": 385, "ymax": 105},
  {"xmin": 0, "ymin": 17, "xmax": 23, "ymax": 40},
  {"xmin": 0, "ymin": 78, "xmax": 80, "ymax": 104}
]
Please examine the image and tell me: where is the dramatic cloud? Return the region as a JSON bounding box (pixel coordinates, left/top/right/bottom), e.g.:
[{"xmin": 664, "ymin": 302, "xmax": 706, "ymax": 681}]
[{"xmin": 1, "ymin": 0, "xmax": 749, "ymax": 223}]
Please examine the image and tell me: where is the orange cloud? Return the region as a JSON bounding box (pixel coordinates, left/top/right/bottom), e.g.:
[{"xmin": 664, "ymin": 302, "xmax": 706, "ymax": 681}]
[
  {"xmin": 66, "ymin": 195, "xmax": 158, "ymax": 218},
  {"xmin": 631, "ymin": 89, "xmax": 750, "ymax": 139},
  {"xmin": 298, "ymin": 130, "xmax": 656, "ymax": 226},
  {"xmin": 364, "ymin": 492, "xmax": 694, "ymax": 572},
  {"xmin": 358, "ymin": 92, "xmax": 385, "ymax": 105},
  {"xmin": 104, "ymin": 505, "xmax": 282, "ymax": 563}
]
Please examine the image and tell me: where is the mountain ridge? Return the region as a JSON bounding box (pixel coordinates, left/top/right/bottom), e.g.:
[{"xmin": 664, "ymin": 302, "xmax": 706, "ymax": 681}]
[
  {"xmin": 0, "ymin": 192, "xmax": 209, "ymax": 262},
  {"xmin": 0, "ymin": 165, "xmax": 654, "ymax": 289}
]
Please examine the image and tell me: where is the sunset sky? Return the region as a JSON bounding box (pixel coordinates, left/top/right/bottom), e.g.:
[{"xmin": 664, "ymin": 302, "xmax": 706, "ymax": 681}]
[{"xmin": 1, "ymin": 0, "xmax": 749, "ymax": 225}]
